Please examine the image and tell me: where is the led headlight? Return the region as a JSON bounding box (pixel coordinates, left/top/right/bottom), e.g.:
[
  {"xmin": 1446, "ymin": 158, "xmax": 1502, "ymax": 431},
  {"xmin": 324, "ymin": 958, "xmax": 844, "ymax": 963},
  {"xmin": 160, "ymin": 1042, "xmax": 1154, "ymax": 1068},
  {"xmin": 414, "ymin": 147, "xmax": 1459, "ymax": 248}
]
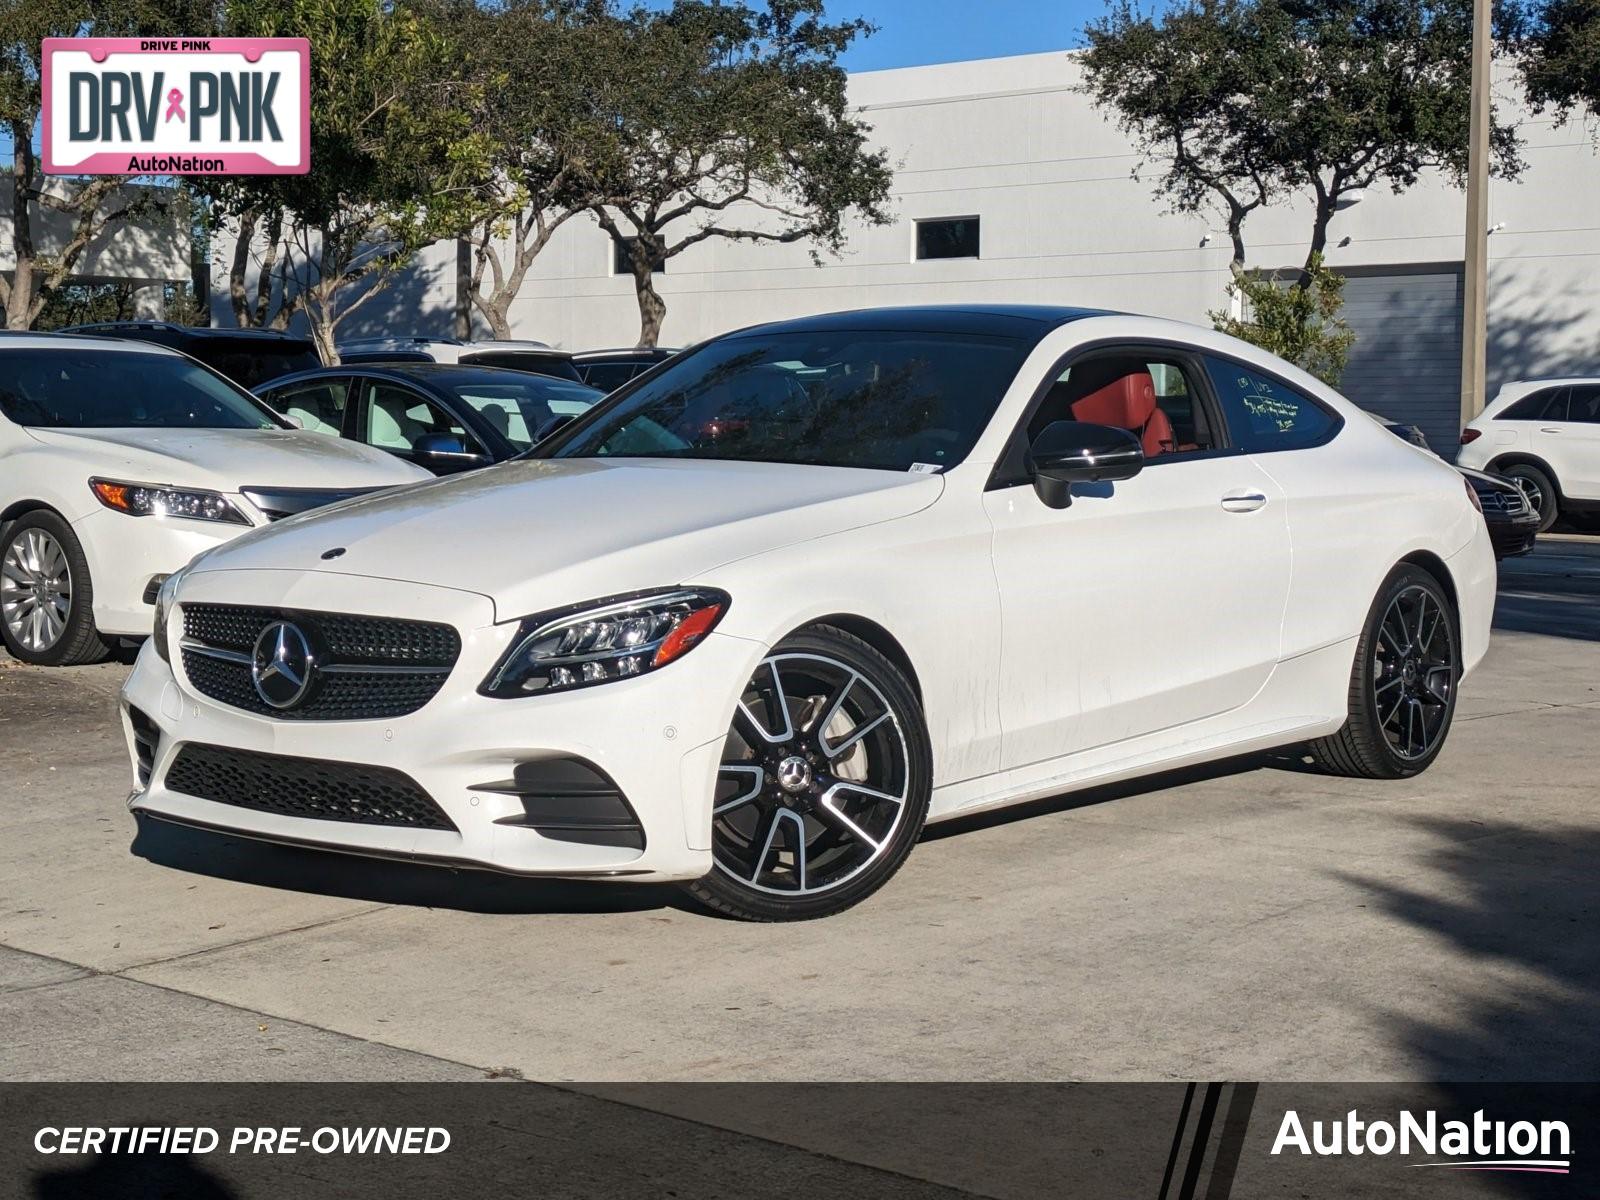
[
  {"xmin": 90, "ymin": 478, "xmax": 249, "ymax": 525},
  {"xmin": 481, "ymin": 588, "xmax": 730, "ymax": 697},
  {"xmin": 152, "ymin": 569, "xmax": 185, "ymax": 663}
]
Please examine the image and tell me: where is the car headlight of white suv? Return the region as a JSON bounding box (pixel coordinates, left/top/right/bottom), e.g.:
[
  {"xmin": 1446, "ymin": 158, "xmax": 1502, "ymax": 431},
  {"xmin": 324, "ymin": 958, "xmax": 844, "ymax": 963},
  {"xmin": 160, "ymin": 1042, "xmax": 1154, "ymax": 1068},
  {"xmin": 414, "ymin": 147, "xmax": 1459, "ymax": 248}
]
[
  {"xmin": 480, "ymin": 588, "xmax": 729, "ymax": 697},
  {"xmin": 90, "ymin": 478, "xmax": 250, "ymax": 525}
]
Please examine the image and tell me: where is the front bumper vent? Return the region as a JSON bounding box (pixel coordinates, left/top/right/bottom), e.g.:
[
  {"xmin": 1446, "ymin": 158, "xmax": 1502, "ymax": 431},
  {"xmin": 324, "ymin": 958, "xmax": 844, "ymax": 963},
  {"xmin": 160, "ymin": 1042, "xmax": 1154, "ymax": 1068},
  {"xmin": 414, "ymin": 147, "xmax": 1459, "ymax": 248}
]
[
  {"xmin": 164, "ymin": 742, "xmax": 457, "ymax": 831},
  {"xmin": 474, "ymin": 758, "xmax": 645, "ymax": 850}
]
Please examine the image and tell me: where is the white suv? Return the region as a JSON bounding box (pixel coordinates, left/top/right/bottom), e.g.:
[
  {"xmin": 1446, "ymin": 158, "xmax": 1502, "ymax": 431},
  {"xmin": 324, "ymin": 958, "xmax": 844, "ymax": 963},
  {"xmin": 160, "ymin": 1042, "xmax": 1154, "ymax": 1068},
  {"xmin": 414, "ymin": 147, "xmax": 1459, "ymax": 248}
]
[
  {"xmin": 1458, "ymin": 378, "xmax": 1600, "ymax": 531},
  {"xmin": 1, "ymin": 335, "xmax": 429, "ymax": 666}
]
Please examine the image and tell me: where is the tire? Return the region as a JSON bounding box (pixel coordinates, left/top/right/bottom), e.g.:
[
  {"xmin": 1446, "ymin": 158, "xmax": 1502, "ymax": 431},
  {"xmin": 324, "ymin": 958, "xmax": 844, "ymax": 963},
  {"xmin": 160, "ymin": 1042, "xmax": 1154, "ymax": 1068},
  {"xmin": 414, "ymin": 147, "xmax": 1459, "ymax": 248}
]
[
  {"xmin": 0, "ymin": 511, "xmax": 110, "ymax": 666},
  {"xmin": 1307, "ymin": 564, "xmax": 1460, "ymax": 780},
  {"xmin": 684, "ymin": 626, "xmax": 932, "ymax": 921},
  {"xmin": 1500, "ymin": 463, "xmax": 1559, "ymax": 533}
]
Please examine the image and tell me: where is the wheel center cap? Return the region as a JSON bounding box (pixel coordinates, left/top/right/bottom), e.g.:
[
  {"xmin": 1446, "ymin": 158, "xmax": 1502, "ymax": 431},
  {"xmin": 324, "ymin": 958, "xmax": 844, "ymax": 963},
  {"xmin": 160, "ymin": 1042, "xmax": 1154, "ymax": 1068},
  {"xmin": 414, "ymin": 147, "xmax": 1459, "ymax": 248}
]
[
  {"xmin": 776, "ymin": 755, "xmax": 813, "ymax": 794},
  {"xmin": 1402, "ymin": 659, "xmax": 1419, "ymax": 685}
]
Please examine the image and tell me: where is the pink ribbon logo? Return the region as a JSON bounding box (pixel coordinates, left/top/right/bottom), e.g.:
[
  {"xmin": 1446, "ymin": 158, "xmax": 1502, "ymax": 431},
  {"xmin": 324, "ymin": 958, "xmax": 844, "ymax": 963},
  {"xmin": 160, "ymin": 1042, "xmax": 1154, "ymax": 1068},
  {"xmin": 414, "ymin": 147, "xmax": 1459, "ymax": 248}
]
[{"xmin": 164, "ymin": 88, "xmax": 185, "ymax": 123}]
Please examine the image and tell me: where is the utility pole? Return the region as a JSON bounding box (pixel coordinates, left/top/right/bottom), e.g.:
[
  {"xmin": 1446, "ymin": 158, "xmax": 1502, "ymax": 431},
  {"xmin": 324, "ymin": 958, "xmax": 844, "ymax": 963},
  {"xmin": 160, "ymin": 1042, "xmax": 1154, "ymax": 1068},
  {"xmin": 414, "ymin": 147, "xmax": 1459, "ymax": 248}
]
[{"xmin": 1459, "ymin": 0, "xmax": 1492, "ymax": 431}]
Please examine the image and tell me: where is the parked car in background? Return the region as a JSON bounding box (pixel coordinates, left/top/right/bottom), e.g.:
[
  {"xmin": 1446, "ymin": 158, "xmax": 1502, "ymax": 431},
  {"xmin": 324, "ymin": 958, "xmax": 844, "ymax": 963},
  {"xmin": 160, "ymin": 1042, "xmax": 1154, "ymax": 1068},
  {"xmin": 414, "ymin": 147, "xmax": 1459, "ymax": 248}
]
[
  {"xmin": 1458, "ymin": 378, "xmax": 1600, "ymax": 532},
  {"xmin": 57, "ymin": 322, "xmax": 321, "ymax": 388},
  {"xmin": 126, "ymin": 306, "xmax": 1495, "ymax": 920},
  {"xmin": 337, "ymin": 337, "xmax": 584, "ymax": 383},
  {"xmin": 257, "ymin": 364, "xmax": 603, "ymax": 474},
  {"xmin": 0, "ymin": 336, "xmax": 429, "ymax": 666},
  {"xmin": 1460, "ymin": 466, "xmax": 1540, "ymax": 559},
  {"xmin": 573, "ymin": 347, "xmax": 680, "ymax": 392}
]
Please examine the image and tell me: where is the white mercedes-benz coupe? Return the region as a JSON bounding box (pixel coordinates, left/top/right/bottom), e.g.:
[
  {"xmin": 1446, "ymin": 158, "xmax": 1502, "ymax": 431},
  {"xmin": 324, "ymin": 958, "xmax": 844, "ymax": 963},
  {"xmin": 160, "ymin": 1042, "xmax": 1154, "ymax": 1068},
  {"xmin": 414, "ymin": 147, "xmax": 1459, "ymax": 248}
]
[
  {"xmin": 122, "ymin": 307, "xmax": 1496, "ymax": 920},
  {"xmin": 1, "ymin": 335, "xmax": 429, "ymax": 666}
]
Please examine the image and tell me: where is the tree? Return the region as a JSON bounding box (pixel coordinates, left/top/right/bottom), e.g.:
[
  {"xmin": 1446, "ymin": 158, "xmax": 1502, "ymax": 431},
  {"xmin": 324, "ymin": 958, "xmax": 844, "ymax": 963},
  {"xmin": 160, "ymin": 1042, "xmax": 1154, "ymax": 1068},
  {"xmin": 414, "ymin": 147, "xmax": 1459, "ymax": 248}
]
[
  {"xmin": 1082, "ymin": 0, "xmax": 1525, "ymax": 280},
  {"xmin": 1209, "ymin": 255, "xmax": 1356, "ymax": 385},
  {"xmin": 0, "ymin": 0, "xmax": 214, "ymax": 328},
  {"xmin": 208, "ymin": 0, "xmax": 491, "ymax": 361},
  {"xmin": 445, "ymin": 0, "xmax": 607, "ymax": 339},
  {"xmin": 1513, "ymin": 0, "xmax": 1600, "ymax": 129},
  {"xmin": 579, "ymin": 0, "xmax": 894, "ymax": 346}
]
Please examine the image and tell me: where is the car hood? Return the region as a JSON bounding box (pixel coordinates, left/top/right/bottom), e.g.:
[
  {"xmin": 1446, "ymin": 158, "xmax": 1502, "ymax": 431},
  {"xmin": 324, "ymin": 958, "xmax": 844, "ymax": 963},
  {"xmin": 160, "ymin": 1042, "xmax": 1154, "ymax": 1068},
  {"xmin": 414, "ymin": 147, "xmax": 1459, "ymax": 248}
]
[
  {"xmin": 25, "ymin": 427, "xmax": 429, "ymax": 491},
  {"xmin": 186, "ymin": 457, "xmax": 943, "ymax": 621}
]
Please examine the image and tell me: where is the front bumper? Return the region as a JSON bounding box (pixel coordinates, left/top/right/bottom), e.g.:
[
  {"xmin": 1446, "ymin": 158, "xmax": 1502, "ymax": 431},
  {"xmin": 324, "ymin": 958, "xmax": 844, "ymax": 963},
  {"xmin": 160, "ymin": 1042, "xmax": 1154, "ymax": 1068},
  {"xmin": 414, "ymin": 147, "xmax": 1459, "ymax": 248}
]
[
  {"xmin": 121, "ymin": 569, "xmax": 764, "ymax": 882},
  {"xmin": 73, "ymin": 507, "xmax": 256, "ymax": 638},
  {"xmin": 1487, "ymin": 513, "xmax": 1540, "ymax": 559}
]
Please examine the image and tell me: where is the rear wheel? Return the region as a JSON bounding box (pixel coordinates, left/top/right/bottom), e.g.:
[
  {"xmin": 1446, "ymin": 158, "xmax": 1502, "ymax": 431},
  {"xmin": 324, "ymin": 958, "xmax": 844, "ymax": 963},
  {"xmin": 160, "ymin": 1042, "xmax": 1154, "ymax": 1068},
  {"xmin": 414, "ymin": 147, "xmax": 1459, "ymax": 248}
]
[
  {"xmin": 1307, "ymin": 564, "xmax": 1460, "ymax": 779},
  {"xmin": 0, "ymin": 512, "xmax": 109, "ymax": 666},
  {"xmin": 684, "ymin": 627, "xmax": 931, "ymax": 921},
  {"xmin": 1500, "ymin": 463, "xmax": 1559, "ymax": 533}
]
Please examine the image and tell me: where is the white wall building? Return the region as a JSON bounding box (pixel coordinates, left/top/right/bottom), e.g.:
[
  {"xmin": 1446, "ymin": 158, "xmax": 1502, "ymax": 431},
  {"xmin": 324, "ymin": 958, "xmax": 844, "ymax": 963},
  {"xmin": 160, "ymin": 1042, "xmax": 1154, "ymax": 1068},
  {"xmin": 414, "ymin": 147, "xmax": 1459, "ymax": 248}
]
[{"xmin": 229, "ymin": 50, "xmax": 1600, "ymax": 450}]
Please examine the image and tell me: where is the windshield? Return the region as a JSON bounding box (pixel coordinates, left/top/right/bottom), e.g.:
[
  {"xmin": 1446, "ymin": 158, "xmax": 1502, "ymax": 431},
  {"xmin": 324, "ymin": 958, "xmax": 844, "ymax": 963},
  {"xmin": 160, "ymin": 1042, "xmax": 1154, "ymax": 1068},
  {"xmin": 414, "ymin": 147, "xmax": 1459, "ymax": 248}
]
[
  {"xmin": 550, "ymin": 330, "xmax": 1029, "ymax": 472},
  {"xmin": 0, "ymin": 348, "xmax": 280, "ymax": 430},
  {"xmin": 442, "ymin": 375, "xmax": 603, "ymax": 450}
]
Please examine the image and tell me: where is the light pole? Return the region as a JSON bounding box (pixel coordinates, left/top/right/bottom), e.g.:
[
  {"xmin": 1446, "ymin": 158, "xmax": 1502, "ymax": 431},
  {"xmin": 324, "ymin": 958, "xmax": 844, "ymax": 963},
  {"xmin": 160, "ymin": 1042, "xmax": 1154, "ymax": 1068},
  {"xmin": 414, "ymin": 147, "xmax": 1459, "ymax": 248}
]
[{"xmin": 1459, "ymin": 0, "xmax": 1492, "ymax": 431}]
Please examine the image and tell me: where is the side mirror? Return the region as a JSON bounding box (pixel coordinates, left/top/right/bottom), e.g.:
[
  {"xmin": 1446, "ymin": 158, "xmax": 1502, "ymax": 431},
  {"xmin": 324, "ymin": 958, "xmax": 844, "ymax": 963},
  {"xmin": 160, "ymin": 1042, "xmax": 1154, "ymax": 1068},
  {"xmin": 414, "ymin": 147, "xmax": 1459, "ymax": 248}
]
[
  {"xmin": 412, "ymin": 431, "xmax": 485, "ymax": 473},
  {"xmin": 533, "ymin": 413, "xmax": 576, "ymax": 444},
  {"xmin": 280, "ymin": 411, "xmax": 305, "ymax": 430},
  {"xmin": 1027, "ymin": 420, "xmax": 1144, "ymax": 509}
]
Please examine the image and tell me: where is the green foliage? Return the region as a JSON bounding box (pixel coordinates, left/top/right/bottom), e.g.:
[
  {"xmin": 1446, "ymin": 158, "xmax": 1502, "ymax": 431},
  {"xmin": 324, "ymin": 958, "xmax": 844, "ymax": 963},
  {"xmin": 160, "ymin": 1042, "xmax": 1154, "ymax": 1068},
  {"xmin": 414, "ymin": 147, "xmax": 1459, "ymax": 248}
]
[
  {"xmin": 577, "ymin": 0, "xmax": 895, "ymax": 345},
  {"xmin": 1209, "ymin": 255, "xmax": 1357, "ymax": 386},
  {"xmin": 204, "ymin": 0, "xmax": 494, "ymax": 355},
  {"xmin": 1512, "ymin": 0, "xmax": 1600, "ymax": 129},
  {"xmin": 1082, "ymin": 0, "xmax": 1525, "ymax": 272}
]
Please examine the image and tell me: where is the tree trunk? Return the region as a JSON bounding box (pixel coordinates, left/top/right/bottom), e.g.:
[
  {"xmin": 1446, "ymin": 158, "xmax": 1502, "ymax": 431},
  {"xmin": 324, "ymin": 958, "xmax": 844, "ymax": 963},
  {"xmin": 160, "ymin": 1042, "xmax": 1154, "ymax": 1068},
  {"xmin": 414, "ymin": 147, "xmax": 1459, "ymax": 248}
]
[
  {"xmin": 1302, "ymin": 190, "xmax": 1338, "ymax": 286},
  {"xmin": 632, "ymin": 267, "xmax": 666, "ymax": 348},
  {"xmin": 6, "ymin": 122, "xmax": 37, "ymax": 330},
  {"xmin": 305, "ymin": 301, "xmax": 340, "ymax": 366},
  {"xmin": 453, "ymin": 237, "xmax": 473, "ymax": 340}
]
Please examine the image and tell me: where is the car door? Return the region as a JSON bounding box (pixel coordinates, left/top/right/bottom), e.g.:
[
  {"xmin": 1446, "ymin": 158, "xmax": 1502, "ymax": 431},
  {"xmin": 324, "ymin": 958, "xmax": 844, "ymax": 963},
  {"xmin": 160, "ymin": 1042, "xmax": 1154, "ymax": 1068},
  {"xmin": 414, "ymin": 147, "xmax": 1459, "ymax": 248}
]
[
  {"xmin": 983, "ymin": 345, "xmax": 1292, "ymax": 768},
  {"xmin": 1538, "ymin": 384, "xmax": 1600, "ymax": 501},
  {"xmin": 353, "ymin": 378, "xmax": 487, "ymax": 474}
]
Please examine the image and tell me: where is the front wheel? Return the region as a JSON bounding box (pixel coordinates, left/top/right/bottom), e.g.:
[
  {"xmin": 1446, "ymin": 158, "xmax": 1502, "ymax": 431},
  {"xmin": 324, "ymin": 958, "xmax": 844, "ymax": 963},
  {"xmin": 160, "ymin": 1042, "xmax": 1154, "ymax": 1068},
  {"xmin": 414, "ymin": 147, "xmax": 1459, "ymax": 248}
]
[
  {"xmin": 1307, "ymin": 564, "xmax": 1460, "ymax": 779},
  {"xmin": 684, "ymin": 627, "xmax": 932, "ymax": 921},
  {"xmin": 0, "ymin": 511, "xmax": 109, "ymax": 666}
]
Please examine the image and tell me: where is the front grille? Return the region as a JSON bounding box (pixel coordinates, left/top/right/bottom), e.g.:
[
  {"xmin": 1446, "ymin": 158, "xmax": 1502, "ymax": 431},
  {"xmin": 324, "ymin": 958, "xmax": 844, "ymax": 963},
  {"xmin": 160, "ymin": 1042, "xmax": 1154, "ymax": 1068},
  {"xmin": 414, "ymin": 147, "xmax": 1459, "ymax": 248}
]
[
  {"xmin": 1480, "ymin": 488, "xmax": 1530, "ymax": 517},
  {"xmin": 164, "ymin": 742, "xmax": 457, "ymax": 831},
  {"xmin": 180, "ymin": 604, "xmax": 460, "ymax": 720}
]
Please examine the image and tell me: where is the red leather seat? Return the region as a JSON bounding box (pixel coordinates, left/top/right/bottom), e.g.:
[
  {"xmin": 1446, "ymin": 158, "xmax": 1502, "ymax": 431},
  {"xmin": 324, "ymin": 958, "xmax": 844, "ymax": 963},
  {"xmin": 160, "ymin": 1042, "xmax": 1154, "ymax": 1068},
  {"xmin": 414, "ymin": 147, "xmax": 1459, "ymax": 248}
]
[{"xmin": 1070, "ymin": 371, "xmax": 1175, "ymax": 457}]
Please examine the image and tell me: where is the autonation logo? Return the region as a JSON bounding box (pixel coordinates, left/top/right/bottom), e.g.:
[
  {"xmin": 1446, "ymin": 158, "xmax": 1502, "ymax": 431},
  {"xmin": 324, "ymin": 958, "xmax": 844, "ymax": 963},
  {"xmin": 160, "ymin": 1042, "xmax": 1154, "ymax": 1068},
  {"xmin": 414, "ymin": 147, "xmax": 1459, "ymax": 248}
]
[{"xmin": 1272, "ymin": 1109, "xmax": 1572, "ymax": 1175}]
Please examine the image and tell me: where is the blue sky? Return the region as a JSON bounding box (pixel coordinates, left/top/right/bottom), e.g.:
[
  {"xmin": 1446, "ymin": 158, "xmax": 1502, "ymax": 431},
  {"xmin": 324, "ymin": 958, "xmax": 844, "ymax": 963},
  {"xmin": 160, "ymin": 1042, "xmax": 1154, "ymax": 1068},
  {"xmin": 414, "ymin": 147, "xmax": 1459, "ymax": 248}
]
[{"xmin": 834, "ymin": 0, "xmax": 1142, "ymax": 71}]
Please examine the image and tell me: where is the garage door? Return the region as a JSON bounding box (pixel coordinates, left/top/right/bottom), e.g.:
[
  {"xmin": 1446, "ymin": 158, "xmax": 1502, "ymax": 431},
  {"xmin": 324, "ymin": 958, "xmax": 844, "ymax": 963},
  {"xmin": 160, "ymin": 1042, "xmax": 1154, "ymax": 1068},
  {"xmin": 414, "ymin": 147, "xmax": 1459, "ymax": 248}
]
[{"xmin": 1335, "ymin": 266, "xmax": 1464, "ymax": 455}]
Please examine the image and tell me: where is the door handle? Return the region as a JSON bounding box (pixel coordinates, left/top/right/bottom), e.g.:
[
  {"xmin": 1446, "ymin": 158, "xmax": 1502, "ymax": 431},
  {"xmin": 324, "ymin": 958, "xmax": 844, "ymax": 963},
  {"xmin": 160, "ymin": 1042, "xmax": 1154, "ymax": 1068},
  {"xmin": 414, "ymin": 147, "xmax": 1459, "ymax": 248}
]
[
  {"xmin": 1539, "ymin": 427, "xmax": 1563, "ymax": 434},
  {"xmin": 1221, "ymin": 491, "xmax": 1269, "ymax": 513}
]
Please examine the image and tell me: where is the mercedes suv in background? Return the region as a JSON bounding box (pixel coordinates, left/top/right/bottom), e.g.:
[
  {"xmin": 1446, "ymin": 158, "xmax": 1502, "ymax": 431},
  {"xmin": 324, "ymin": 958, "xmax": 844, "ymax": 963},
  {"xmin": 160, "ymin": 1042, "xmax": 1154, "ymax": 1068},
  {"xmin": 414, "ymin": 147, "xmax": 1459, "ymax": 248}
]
[
  {"xmin": 1, "ymin": 335, "xmax": 428, "ymax": 666},
  {"xmin": 1458, "ymin": 378, "xmax": 1600, "ymax": 531}
]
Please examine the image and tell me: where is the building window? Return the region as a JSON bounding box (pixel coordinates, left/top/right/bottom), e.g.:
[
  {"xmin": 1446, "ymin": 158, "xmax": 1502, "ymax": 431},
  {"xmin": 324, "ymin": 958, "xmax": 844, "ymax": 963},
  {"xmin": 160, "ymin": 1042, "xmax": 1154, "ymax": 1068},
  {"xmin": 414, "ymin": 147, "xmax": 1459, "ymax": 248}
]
[
  {"xmin": 613, "ymin": 237, "xmax": 664, "ymax": 276},
  {"xmin": 915, "ymin": 217, "xmax": 980, "ymax": 261}
]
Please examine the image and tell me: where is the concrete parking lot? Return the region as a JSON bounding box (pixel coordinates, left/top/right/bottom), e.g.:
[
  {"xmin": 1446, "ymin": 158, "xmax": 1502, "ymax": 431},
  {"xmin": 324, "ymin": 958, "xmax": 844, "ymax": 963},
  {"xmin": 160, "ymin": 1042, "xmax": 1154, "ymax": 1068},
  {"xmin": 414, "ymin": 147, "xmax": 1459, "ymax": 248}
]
[{"xmin": 3, "ymin": 540, "xmax": 1598, "ymax": 1086}]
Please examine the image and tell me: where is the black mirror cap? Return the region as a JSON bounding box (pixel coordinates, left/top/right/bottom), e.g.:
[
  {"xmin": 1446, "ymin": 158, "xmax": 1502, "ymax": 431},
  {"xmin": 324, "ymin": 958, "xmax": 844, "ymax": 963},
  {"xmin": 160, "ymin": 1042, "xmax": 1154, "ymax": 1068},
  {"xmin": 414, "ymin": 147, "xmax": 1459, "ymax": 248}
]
[
  {"xmin": 1027, "ymin": 420, "xmax": 1144, "ymax": 509},
  {"xmin": 412, "ymin": 431, "xmax": 481, "ymax": 459},
  {"xmin": 532, "ymin": 413, "xmax": 577, "ymax": 445}
]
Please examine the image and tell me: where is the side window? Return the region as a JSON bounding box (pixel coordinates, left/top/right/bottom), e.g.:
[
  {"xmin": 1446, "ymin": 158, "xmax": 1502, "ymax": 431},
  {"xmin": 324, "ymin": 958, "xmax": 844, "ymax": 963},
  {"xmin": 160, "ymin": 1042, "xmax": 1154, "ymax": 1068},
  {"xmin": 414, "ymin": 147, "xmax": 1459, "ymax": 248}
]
[
  {"xmin": 269, "ymin": 379, "xmax": 349, "ymax": 436},
  {"xmin": 1204, "ymin": 359, "xmax": 1337, "ymax": 452},
  {"xmin": 1500, "ymin": 388, "xmax": 1568, "ymax": 421},
  {"xmin": 1568, "ymin": 385, "xmax": 1600, "ymax": 424},
  {"xmin": 360, "ymin": 382, "xmax": 479, "ymax": 454},
  {"xmin": 1027, "ymin": 353, "xmax": 1218, "ymax": 458}
]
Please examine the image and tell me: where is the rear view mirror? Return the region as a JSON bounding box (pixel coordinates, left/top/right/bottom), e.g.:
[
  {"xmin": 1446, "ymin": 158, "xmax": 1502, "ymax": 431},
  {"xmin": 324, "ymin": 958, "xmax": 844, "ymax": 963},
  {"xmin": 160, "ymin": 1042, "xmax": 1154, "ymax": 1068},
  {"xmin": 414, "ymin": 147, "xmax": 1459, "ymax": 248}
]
[{"xmin": 1028, "ymin": 420, "xmax": 1144, "ymax": 509}]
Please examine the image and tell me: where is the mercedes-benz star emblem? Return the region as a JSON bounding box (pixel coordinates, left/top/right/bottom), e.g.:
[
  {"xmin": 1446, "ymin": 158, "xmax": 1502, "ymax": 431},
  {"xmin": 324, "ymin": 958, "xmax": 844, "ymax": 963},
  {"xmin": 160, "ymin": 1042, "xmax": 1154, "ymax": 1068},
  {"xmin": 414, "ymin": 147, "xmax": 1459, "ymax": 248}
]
[{"xmin": 251, "ymin": 621, "xmax": 317, "ymax": 710}]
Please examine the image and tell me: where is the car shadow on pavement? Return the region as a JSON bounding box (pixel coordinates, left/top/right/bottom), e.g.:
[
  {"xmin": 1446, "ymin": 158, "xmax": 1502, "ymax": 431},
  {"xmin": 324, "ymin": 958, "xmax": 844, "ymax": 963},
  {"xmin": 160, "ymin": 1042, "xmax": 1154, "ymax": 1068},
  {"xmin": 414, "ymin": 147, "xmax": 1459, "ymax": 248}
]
[
  {"xmin": 129, "ymin": 814, "xmax": 695, "ymax": 916},
  {"xmin": 1332, "ymin": 814, "xmax": 1600, "ymax": 1082}
]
